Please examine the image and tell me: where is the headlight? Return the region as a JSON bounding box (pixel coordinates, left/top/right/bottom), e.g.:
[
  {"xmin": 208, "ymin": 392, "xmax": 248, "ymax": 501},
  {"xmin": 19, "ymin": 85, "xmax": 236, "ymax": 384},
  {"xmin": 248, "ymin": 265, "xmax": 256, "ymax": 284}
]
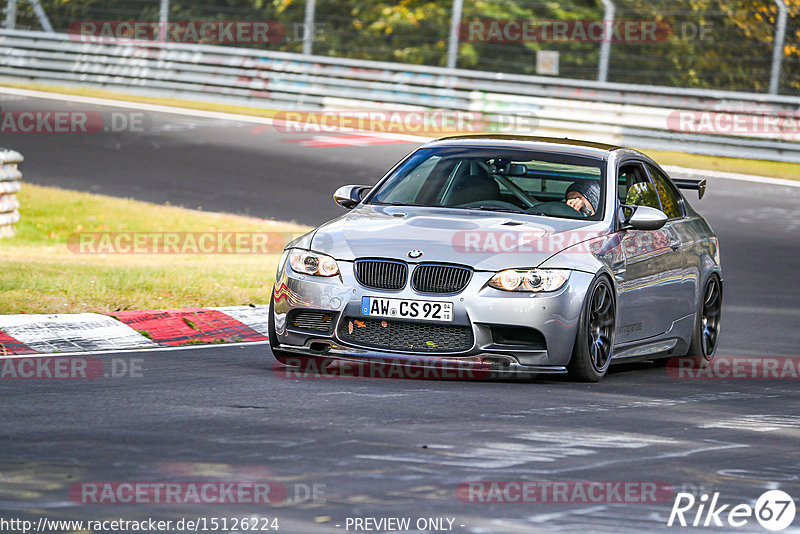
[
  {"xmin": 488, "ymin": 269, "xmax": 570, "ymax": 292},
  {"xmin": 289, "ymin": 250, "xmax": 340, "ymax": 277}
]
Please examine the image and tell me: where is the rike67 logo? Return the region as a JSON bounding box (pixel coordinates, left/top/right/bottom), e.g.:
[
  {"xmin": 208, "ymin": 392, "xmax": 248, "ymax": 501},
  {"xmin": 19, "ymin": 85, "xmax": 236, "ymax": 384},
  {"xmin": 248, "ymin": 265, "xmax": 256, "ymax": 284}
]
[{"xmin": 668, "ymin": 490, "xmax": 796, "ymax": 531}]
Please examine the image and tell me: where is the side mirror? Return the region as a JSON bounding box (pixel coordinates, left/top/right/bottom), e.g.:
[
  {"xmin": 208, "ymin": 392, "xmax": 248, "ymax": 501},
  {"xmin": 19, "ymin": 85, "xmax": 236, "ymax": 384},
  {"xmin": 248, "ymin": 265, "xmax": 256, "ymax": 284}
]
[
  {"xmin": 673, "ymin": 178, "xmax": 707, "ymax": 200},
  {"xmin": 333, "ymin": 185, "xmax": 370, "ymax": 209},
  {"xmin": 620, "ymin": 205, "xmax": 668, "ymax": 231}
]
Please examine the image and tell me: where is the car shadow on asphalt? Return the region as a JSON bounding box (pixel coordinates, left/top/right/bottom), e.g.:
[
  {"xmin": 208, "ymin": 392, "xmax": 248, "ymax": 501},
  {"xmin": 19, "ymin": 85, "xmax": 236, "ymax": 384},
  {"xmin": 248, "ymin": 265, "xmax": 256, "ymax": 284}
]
[{"xmin": 251, "ymin": 356, "xmax": 666, "ymax": 386}]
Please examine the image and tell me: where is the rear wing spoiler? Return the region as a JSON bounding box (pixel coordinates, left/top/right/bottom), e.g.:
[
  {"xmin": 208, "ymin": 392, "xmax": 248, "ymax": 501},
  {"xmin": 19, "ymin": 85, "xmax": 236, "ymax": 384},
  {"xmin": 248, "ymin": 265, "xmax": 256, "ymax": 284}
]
[{"xmin": 673, "ymin": 178, "xmax": 706, "ymax": 199}]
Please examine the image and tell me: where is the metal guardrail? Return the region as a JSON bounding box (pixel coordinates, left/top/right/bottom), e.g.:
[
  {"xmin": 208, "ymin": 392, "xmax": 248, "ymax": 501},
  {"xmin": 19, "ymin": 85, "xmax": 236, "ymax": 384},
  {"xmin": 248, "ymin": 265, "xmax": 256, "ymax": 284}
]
[
  {"xmin": 0, "ymin": 147, "xmax": 23, "ymax": 238},
  {"xmin": 2, "ymin": 29, "xmax": 800, "ymax": 162}
]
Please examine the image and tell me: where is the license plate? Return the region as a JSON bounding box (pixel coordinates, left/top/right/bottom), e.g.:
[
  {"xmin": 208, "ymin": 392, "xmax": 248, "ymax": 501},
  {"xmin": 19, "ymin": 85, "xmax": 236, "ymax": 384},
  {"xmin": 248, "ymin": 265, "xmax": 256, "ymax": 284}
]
[{"xmin": 361, "ymin": 297, "xmax": 453, "ymax": 322}]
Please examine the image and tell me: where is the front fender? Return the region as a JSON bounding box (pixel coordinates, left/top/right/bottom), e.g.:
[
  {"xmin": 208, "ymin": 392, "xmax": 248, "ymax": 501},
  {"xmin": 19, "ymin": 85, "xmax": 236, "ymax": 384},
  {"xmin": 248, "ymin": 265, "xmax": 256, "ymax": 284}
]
[{"xmin": 537, "ymin": 232, "xmax": 622, "ymax": 276}]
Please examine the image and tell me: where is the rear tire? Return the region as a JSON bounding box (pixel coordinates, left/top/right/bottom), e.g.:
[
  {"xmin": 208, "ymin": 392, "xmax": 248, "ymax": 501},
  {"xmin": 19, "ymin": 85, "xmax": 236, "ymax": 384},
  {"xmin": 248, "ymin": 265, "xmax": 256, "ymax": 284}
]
[
  {"xmin": 567, "ymin": 275, "xmax": 616, "ymax": 382},
  {"xmin": 686, "ymin": 274, "xmax": 722, "ymax": 360}
]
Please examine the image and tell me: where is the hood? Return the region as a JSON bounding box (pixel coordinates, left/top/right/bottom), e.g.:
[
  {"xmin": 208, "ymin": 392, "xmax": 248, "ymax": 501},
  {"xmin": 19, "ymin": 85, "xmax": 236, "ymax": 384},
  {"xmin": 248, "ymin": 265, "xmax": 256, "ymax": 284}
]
[{"xmin": 309, "ymin": 205, "xmax": 610, "ymax": 272}]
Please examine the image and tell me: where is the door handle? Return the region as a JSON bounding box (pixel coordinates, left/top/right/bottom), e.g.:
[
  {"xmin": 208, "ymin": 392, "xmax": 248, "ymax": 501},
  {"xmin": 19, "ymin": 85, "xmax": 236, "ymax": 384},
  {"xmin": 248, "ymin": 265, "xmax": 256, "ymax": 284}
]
[{"xmin": 666, "ymin": 226, "xmax": 680, "ymax": 251}]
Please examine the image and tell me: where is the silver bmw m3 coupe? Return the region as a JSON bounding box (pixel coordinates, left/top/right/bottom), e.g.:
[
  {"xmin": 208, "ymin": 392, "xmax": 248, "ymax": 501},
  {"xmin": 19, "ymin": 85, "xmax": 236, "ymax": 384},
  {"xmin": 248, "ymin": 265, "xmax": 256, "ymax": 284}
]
[{"xmin": 269, "ymin": 135, "xmax": 722, "ymax": 381}]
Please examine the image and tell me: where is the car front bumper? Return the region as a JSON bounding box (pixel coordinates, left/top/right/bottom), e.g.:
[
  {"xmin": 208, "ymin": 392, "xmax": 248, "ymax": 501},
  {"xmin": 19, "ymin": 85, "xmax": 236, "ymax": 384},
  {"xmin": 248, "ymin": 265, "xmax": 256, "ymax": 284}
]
[{"xmin": 271, "ymin": 254, "xmax": 595, "ymax": 373}]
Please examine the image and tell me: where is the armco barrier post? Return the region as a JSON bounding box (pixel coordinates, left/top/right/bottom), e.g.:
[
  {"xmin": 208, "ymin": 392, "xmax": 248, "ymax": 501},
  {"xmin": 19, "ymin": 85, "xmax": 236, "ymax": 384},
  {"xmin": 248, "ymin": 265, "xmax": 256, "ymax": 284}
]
[{"xmin": 0, "ymin": 148, "xmax": 23, "ymax": 238}]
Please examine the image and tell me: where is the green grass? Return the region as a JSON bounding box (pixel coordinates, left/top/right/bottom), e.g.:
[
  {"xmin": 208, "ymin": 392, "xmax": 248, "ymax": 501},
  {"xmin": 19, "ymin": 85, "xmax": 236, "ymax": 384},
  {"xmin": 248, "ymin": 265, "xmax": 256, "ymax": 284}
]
[
  {"xmin": 641, "ymin": 149, "xmax": 800, "ymax": 181},
  {"xmin": 0, "ymin": 81, "xmax": 284, "ymax": 120},
  {"xmin": 4, "ymin": 81, "xmax": 800, "ymax": 180},
  {"xmin": 0, "ymin": 184, "xmax": 309, "ymax": 314}
]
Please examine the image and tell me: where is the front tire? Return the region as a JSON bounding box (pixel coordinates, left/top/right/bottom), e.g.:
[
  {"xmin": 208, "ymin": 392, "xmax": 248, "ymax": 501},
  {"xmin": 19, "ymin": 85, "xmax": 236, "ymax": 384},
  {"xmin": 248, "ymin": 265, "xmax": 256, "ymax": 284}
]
[
  {"xmin": 686, "ymin": 274, "xmax": 722, "ymax": 360},
  {"xmin": 568, "ymin": 275, "xmax": 616, "ymax": 382}
]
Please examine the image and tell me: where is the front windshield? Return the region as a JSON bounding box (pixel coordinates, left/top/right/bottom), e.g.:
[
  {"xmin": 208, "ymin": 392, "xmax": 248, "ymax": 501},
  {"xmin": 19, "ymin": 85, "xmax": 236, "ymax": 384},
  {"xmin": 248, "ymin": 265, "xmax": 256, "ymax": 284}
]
[{"xmin": 367, "ymin": 147, "xmax": 606, "ymax": 221}]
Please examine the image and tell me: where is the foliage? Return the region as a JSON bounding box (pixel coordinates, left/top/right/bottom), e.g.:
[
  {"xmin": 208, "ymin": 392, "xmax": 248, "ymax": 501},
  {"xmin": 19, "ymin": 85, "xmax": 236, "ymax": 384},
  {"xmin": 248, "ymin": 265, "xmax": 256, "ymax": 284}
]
[{"xmin": 13, "ymin": 0, "xmax": 800, "ymax": 93}]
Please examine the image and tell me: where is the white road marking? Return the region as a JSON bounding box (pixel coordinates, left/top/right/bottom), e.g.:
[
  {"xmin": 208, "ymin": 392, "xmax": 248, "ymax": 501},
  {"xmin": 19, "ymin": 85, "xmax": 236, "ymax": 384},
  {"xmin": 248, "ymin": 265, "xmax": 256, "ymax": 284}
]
[
  {"xmin": 209, "ymin": 305, "xmax": 270, "ymax": 337},
  {"xmin": 357, "ymin": 437, "xmax": 746, "ymax": 475},
  {"xmin": 700, "ymin": 415, "xmax": 800, "ymax": 433},
  {"xmin": 358, "ymin": 431, "xmax": 677, "ymax": 469},
  {"xmin": 717, "ymin": 466, "xmax": 800, "ymax": 482},
  {"xmin": 2, "ymin": 86, "xmax": 799, "ymax": 189},
  {"xmin": 527, "ymin": 506, "xmax": 608, "ymax": 524},
  {"xmin": 0, "ymin": 340, "xmax": 268, "ymax": 360},
  {"xmin": 0, "ymin": 86, "xmax": 429, "ymax": 143},
  {"xmin": 0, "ymin": 313, "xmax": 155, "ymax": 353},
  {"xmin": 664, "ymin": 165, "xmax": 800, "ymax": 189},
  {"xmin": 0, "ymin": 306, "xmax": 272, "ymax": 355},
  {"xmin": 725, "ymin": 304, "xmax": 800, "ymax": 317}
]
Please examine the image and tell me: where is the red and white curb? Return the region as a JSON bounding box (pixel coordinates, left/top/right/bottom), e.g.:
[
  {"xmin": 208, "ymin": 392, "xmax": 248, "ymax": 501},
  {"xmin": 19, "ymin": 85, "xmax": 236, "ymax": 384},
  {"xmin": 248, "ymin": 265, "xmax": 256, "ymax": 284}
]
[{"xmin": 0, "ymin": 306, "xmax": 269, "ymax": 355}]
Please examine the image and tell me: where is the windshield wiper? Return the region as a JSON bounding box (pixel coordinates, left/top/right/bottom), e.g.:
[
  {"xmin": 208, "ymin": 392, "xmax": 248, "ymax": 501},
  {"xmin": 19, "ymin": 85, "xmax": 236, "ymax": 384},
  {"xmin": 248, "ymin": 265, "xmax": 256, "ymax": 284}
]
[
  {"xmin": 462, "ymin": 205, "xmax": 527, "ymax": 214},
  {"xmin": 372, "ymin": 201, "xmax": 425, "ymax": 207}
]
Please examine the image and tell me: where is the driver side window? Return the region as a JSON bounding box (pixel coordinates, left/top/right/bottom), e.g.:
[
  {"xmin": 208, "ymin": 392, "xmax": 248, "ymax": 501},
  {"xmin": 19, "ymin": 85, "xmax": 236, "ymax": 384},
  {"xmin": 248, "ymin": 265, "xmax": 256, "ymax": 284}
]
[{"xmin": 618, "ymin": 162, "xmax": 660, "ymax": 210}]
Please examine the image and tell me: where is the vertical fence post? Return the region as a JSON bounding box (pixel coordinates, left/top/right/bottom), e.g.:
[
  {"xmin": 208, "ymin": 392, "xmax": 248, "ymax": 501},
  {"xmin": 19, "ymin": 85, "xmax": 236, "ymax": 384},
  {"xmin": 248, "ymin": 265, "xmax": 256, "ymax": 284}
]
[
  {"xmin": 303, "ymin": 0, "xmax": 317, "ymax": 55},
  {"xmin": 446, "ymin": 0, "xmax": 464, "ymax": 69},
  {"xmin": 158, "ymin": 0, "xmax": 169, "ymax": 42},
  {"xmin": 4, "ymin": 0, "xmax": 17, "ymax": 30},
  {"xmin": 770, "ymin": 0, "xmax": 788, "ymax": 94},
  {"xmin": 598, "ymin": 0, "xmax": 615, "ymax": 82}
]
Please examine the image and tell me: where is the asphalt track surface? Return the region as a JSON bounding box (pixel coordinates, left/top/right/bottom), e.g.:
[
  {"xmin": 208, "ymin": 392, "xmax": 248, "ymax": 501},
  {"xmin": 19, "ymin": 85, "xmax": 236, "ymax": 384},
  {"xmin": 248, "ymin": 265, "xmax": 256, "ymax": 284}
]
[{"xmin": 1, "ymin": 91, "xmax": 800, "ymax": 533}]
